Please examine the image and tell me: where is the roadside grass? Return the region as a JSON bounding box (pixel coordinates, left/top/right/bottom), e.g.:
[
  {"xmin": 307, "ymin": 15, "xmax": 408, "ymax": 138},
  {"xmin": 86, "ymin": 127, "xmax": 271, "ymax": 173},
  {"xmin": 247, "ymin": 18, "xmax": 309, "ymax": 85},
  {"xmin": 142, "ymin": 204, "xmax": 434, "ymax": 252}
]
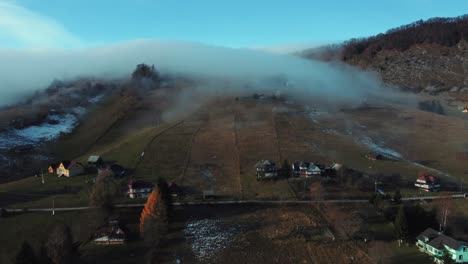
[
  {"xmin": 388, "ymin": 243, "xmax": 433, "ymax": 264},
  {"xmin": 0, "ymin": 173, "xmax": 94, "ymax": 208}
]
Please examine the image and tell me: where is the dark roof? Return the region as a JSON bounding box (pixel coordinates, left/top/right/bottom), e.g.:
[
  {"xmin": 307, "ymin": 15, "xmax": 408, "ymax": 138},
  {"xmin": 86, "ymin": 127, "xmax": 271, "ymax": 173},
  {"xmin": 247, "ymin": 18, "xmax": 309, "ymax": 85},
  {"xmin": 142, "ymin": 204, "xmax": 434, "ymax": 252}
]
[
  {"xmin": 110, "ymin": 164, "xmax": 125, "ymax": 173},
  {"xmin": 169, "ymin": 182, "xmax": 181, "ymax": 193},
  {"xmin": 61, "ymin": 160, "xmax": 72, "ymax": 168},
  {"xmin": 128, "ymin": 180, "xmax": 154, "ymax": 189},
  {"xmin": 416, "ymin": 228, "xmax": 439, "ymax": 242},
  {"xmin": 417, "ymin": 228, "xmax": 466, "ymax": 250},
  {"xmin": 48, "ymin": 163, "xmax": 59, "ymax": 168},
  {"xmin": 255, "ymin": 160, "xmax": 276, "ymax": 168},
  {"xmin": 94, "ymin": 223, "xmax": 126, "ymax": 240}
]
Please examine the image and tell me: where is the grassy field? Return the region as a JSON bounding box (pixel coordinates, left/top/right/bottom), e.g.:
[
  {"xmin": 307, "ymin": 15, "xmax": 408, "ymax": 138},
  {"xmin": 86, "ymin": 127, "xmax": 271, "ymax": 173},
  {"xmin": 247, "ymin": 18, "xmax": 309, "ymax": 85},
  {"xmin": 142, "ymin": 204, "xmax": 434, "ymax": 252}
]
[{"xmin": 2, "ymin": 96, "xmax": 467, "ymax": 208}]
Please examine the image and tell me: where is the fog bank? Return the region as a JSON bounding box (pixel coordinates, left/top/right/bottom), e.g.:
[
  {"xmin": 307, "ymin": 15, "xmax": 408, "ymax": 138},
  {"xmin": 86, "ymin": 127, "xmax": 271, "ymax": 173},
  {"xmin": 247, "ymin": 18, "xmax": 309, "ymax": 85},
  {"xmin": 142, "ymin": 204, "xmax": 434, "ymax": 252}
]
[{"xmin": 0, "ymin": 39, "xmax": 404, "ymax": 107}]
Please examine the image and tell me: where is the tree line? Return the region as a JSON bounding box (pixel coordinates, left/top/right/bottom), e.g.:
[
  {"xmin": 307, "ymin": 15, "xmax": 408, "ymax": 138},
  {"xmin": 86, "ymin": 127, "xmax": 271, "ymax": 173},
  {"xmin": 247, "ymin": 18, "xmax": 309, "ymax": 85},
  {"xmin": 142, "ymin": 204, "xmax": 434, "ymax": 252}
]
[{"xmin": 341, "ymin": 15, "xmax": 468, "ymax": 60}]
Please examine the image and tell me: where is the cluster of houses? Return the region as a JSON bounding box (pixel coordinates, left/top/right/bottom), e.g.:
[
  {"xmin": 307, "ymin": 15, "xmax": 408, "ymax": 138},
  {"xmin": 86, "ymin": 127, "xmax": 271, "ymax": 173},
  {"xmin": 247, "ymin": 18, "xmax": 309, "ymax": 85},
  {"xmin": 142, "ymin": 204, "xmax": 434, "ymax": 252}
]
[
  {"xmin": 416, "ymin": 228, "xmax": 468, "ymax": 263},
  {"xmin": 47, "ymin": 154, "xmax": 181, "ymax": 200},
  {"xmin": 47, "ymin": 155, "xmax": 126, "ymax": 178},
  {"xmin": 47, "ymin": 160, "xmax": 85, "ymax": 177},
  {"xmin": 255, "ymin": 159, "xmax": 342, "ymax": 180}
]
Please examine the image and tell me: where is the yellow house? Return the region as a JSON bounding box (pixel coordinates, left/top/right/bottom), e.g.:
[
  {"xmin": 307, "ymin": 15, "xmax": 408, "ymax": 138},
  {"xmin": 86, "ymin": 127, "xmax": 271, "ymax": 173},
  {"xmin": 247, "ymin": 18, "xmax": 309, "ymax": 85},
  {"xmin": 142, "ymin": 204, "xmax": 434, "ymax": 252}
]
[{"xmin": 57, "ymin": 160, "xmax": 84, "ymax": 177}]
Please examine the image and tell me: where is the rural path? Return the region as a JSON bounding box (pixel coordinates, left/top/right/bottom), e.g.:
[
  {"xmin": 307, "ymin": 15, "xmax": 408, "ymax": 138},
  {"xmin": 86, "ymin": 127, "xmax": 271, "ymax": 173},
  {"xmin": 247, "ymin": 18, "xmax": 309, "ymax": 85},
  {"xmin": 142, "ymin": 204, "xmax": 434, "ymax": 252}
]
[{"xmin": 3, "ymin": 194, "xmax": 466, "ymax": 213}]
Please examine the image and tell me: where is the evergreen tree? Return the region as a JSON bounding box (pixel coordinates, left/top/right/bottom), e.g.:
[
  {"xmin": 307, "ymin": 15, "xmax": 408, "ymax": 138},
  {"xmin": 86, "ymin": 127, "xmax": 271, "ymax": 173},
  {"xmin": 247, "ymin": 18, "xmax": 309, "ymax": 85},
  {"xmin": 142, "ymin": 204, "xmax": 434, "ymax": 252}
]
[
  {"xmin": 393, "ymin": 190, "xmax": 402, "ymax": 204},
  {"xmin": 281, "ymin": 160, "xmax": 291, "ymax": 178},
  {"xmin": 394, "ymin": 205, "xmax": 409, "ymax": 244},
  {"xmin": 157, "ymin": 178, "xmax": 173, "ymax": 218},
  {"xmin": 15, "ymin": 241, "xmax": 37, "ymax": 264}
]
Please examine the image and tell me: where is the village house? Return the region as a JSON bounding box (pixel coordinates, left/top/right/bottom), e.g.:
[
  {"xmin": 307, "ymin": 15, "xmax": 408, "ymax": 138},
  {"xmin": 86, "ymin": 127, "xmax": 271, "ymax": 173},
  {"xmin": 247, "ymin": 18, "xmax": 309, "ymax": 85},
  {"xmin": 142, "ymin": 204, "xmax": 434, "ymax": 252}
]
[
  {"xmin": 255, "ymin": 160, "xmax": 279, "ymax": 180},
  {"xmin": 87, "ymin": 155, "xmax": 104, "ymax": 167},
  {"xmin": 47, "ymin": 163, "xmax": 59, "ymax": 174},
  {"xmin": 306, "ymin": 164, "xmax": 323, "ymax": 176},
  {"xmin": 93, "ymin": 219, "xmax": 126, "ymax": 245},
  {"xmin": 128, "ymin": 180, "xmax": 154, "ymax": 198},
  {"xmin": 366, "ymin": 152, "xmax": 384, "ymax": 161},
  {"xmin": 57, "ymin": 160, "xmax": 85, "ymax": 177},
  {"xmin": 415, "ymin": 173, "xmax": 441, "ymax": 192},
  {"xmin": 416, "ymin": 228, "xmax": 468, "ymax": 263},
  {"xmin": 292, "ymin": 160, "xmax": 311, "ymax": 177}
]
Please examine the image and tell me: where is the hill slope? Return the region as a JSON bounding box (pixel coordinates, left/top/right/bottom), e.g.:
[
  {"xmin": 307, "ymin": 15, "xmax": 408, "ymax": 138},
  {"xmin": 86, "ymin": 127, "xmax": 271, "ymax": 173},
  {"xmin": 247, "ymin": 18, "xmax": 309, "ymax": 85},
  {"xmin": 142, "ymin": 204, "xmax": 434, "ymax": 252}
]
[{"xmin": 301, "ymin": 16, "xmax": 468, "ymax": 95}]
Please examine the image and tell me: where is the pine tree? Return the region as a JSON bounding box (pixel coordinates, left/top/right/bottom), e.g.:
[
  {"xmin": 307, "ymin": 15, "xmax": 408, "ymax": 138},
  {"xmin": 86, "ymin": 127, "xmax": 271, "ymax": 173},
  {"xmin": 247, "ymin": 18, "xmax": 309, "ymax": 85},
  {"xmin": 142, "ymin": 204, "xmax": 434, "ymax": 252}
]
[
  {"xmin": 393, "ymin": 190, "xmax": 402, "ymax": 204},
  {"xmin": 15, "ymin": 241, "xmax": 37, "ymax": 264},
  {"xmin": 157, "ymin": 178, "xmax": 173, "ymax": 219},
  {"xmin": 281, "ymin": 160, "xmax": 291, "ymax": 178},
  {"xmin": 394, "ymin": 205, "xmax": 409, "ymax": 245}
]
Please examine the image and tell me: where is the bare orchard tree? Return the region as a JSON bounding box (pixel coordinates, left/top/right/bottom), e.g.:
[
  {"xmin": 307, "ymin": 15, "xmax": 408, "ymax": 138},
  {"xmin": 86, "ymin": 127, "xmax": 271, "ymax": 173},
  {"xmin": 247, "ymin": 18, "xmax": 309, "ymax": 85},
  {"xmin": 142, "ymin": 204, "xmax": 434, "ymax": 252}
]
[
  {"xmin": 46, "ymin": 224, "xmax": 75, "ymax": 264},
  {"xmin": 435, "ymin": 197, "xmax": 454, "ymax": 233}
]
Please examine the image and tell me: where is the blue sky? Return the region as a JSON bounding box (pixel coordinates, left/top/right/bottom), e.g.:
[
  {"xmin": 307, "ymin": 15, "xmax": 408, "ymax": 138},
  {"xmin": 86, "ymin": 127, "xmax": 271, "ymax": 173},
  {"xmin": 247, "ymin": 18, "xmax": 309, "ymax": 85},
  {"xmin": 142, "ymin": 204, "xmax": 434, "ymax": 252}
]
[{"xmin": 0, "ymin": 0, "xmax": 467, "ymax": 50}]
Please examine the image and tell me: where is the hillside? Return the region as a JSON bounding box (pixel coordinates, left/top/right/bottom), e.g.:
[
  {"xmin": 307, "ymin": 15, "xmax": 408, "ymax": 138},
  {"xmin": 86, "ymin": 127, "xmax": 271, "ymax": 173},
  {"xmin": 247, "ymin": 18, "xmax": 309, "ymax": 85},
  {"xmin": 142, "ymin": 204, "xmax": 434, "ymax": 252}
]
[{"xmin": 301, "ymin": 16, "xmax": 468, "ymax": 95}]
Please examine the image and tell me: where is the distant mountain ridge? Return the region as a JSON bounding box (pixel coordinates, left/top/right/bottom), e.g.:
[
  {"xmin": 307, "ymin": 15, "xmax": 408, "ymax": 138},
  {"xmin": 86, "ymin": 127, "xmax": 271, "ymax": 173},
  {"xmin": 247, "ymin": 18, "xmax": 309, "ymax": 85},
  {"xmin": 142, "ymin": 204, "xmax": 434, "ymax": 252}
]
[{"xmin": 301, "ymin": 15, "xmax": 468, "ymax": 95}]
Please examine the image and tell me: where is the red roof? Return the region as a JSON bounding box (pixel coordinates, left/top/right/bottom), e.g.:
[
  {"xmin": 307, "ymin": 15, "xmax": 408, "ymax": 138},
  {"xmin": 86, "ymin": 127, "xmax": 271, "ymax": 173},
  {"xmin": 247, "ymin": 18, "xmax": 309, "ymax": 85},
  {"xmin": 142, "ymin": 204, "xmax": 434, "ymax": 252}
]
[{"xmin": 417, "ymin": 173, "xmax": 439, "ymax": 184}]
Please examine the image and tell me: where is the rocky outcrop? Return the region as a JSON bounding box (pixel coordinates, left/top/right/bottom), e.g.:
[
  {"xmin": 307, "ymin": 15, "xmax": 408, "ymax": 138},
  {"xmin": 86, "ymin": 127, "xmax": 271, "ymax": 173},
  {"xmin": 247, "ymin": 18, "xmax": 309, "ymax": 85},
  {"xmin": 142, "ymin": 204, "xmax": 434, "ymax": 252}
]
[{"xmin": 345, "ymin": 41, "xmax": 468, "ymax": 95}]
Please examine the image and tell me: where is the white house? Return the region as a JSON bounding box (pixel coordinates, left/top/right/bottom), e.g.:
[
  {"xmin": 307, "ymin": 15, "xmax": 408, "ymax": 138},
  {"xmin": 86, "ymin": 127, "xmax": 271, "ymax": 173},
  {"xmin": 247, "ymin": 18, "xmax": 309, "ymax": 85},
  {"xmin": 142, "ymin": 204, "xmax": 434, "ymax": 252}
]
[{"xmin": 127, "ymin": 180, "xmax": 154, "ymax": 198}]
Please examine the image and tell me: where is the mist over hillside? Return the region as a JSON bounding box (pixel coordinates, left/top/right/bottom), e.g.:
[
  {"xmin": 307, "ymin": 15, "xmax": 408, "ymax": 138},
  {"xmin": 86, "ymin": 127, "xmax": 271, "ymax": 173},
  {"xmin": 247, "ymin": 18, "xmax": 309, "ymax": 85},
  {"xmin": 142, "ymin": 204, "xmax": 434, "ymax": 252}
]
[{"xmin": 0, "ymin": 40, "xmax": 408, "ymax": 108}]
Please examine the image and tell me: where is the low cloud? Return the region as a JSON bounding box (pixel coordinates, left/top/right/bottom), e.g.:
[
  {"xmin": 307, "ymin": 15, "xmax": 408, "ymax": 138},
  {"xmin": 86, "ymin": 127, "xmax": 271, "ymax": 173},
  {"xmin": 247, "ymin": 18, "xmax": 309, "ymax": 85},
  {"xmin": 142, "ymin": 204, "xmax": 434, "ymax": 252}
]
[{"xmin": 0, "ymin": 39, "xmax": 407, "ymax": 107}]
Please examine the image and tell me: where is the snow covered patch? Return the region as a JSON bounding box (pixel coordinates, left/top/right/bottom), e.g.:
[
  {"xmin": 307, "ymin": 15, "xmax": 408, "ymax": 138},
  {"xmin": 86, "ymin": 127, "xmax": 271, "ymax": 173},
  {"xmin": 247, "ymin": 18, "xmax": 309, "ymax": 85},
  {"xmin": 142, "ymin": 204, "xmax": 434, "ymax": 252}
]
[
  {"xmin": 359, "ymin": 136, "xmax": 402, "ymax": 159},
  {"xmin": 88, "ymin": 94, "xmax": 104, "ymax": 104},
  {"xmin": 0, "ymin": 114, "xmax": 77, "ymax": 150},
  {"xmin": 184, "ymin": 219, "xmax": 239, "ymax": 262},
  {"xmin": 72, "ymin": 106, "xmax": 86, "ymax": 117}
]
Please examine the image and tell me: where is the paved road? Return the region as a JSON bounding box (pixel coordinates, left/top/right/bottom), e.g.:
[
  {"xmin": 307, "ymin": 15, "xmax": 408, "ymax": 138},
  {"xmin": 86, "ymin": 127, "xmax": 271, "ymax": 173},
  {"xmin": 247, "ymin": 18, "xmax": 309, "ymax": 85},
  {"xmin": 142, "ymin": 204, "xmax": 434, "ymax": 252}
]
[{"xmin": 3, "ymin": 194, "xmax": 466, "ymax": 213}]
